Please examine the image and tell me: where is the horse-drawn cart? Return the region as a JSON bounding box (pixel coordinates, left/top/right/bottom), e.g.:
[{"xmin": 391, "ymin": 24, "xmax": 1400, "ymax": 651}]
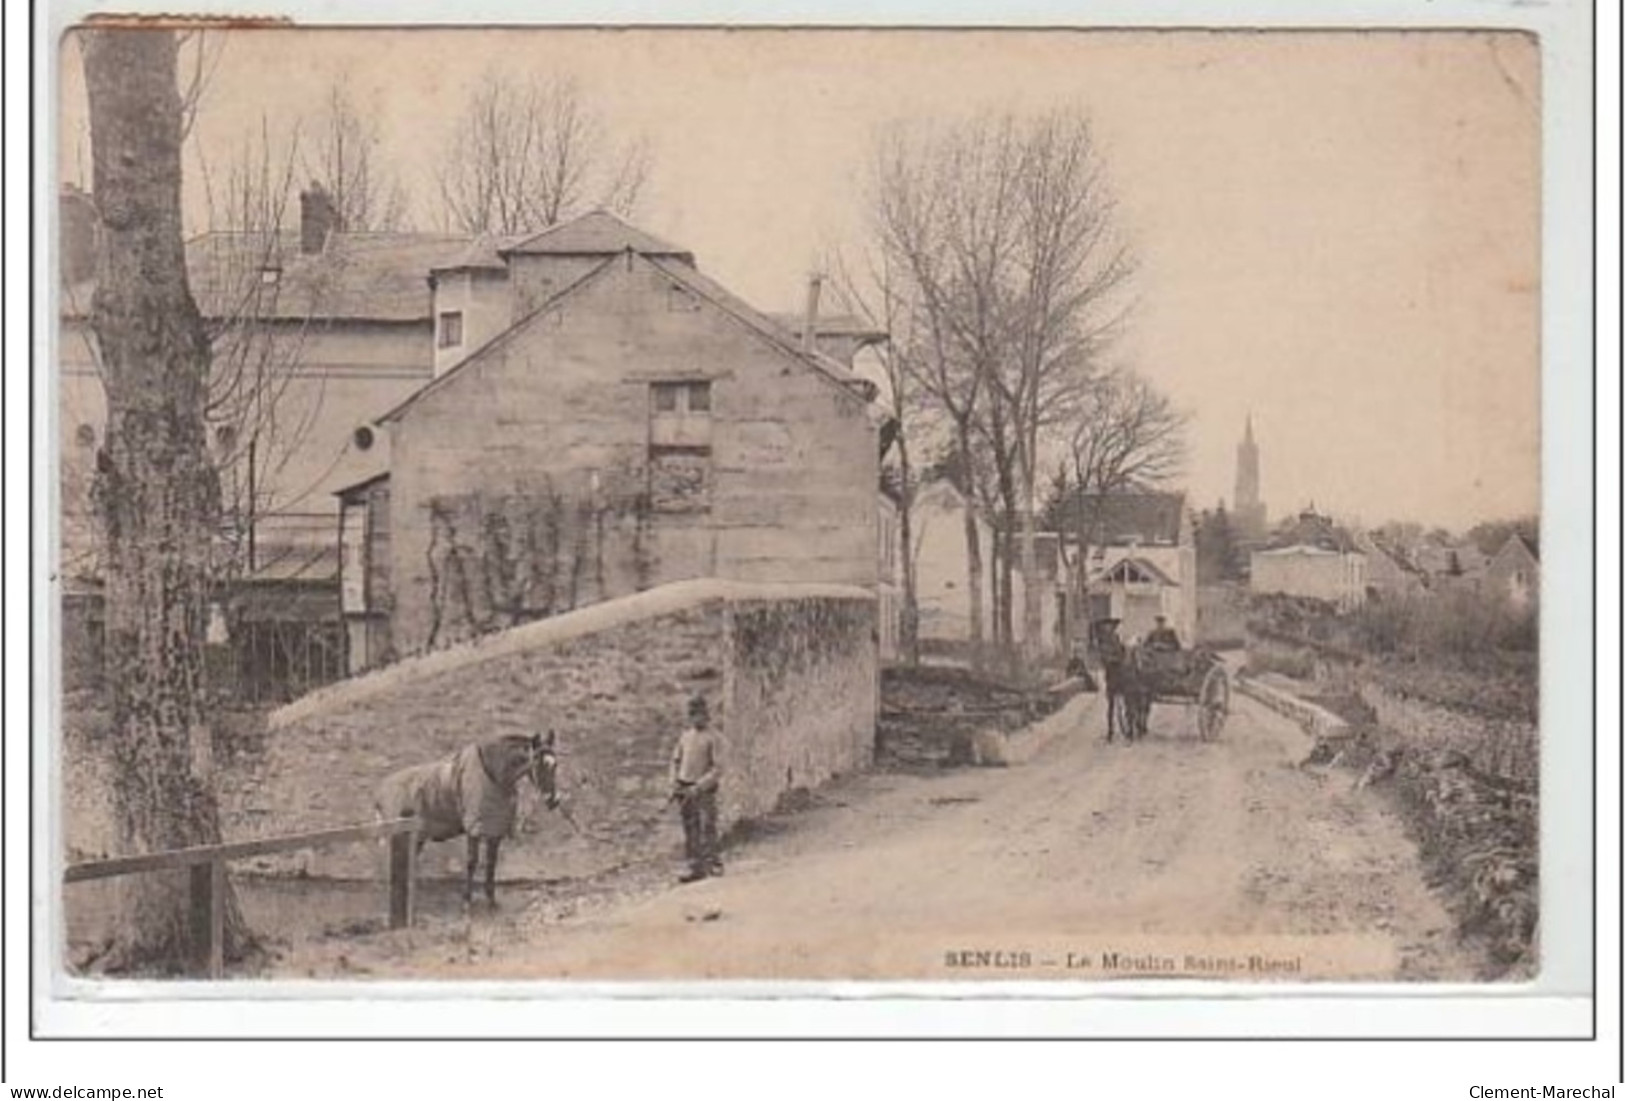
[{"xmin": 1133, "ymin": 647, "xmax": 1232, "ymax": 741}]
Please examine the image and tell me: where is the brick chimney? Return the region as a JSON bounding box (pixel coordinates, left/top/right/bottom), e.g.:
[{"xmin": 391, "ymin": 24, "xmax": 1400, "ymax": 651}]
[
  {"xmin": 300, "ymin": 182, "xmax": 339, "ymax": 254},
  {"xmin": 60, "ymin": 184, "xmax": 98, "ymax": 284}
]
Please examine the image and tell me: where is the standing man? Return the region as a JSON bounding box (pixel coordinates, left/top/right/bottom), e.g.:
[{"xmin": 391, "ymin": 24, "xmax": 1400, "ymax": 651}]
[{"xmin": 670, "ymin": 694, "xmax": 723, "ymax": 883}]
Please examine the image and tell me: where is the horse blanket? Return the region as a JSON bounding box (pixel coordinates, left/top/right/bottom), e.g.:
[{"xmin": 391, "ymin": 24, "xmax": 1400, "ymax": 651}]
[{"xmin": 376, "ymin": 744, "xmax": 518, "ymax": 842}]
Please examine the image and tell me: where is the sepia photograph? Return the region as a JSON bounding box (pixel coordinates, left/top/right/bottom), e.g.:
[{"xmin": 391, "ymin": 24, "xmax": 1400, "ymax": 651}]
[{"xmin": 49, "ymin": 21, "xmax": 1553, "ymax": 996}]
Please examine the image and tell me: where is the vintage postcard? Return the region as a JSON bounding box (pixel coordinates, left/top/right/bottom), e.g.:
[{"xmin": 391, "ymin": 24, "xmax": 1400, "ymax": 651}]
[{"xmin": 50, "ymin": 19, "xmax": 1568, "ymax": 1009}]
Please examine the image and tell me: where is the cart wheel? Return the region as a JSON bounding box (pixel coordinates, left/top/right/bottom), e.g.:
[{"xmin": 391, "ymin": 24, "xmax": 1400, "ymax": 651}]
[{"xmin": 1198, "ymin": 666, "xmax": 1230, "ymax": 741}]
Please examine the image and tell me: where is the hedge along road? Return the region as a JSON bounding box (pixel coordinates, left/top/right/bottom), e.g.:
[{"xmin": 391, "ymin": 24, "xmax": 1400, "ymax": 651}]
[{"xmin": 289, "ymin": 690, "xmax": 1480, "ymax": 983}]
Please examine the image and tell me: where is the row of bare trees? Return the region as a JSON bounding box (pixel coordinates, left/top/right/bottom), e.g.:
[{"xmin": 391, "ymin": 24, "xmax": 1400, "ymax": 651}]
[{"xmin": 835, "ymin": 109, "xmax": 1186, "ymax": 670}]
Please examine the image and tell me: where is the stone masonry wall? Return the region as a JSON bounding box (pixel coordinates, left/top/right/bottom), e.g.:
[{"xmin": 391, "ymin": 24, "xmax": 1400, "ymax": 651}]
[
  {"xmin": 724, "ymin": 598, "xmax": 878, "ymax": 822},
  {"xmin": 240, "ymin": 580, "xmax": 876, "ymax": 882}
]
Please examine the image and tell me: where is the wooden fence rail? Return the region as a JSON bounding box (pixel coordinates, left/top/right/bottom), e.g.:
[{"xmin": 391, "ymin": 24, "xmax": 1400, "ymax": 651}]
[{"xmin": 64, "ymin": 818, "xmax": 420, "ymax": 979}]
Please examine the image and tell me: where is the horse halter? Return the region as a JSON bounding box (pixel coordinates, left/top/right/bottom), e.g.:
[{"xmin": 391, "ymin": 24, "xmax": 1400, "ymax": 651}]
[{"xmin": 529, "ymin": 742, "xmax": 560, "ymax": 808}]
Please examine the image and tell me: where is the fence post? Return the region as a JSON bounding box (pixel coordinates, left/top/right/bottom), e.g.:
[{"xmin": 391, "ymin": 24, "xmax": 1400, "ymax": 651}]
[
  {"xmin": 208, "ymin": 861, "xmax": 226, "ymax": 978},
  {"xmin": 388, "ymin": 825, "xmax": 416, "ymax": 929},
  {"xmin": 188, "ymin": 863, "xmax": 216, "ymax": 977}
]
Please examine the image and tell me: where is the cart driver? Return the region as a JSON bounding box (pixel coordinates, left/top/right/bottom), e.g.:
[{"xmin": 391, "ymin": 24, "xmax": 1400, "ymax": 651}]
[{"xmin": 1144, "ymin": 614, "xmax": 1182, "ymax": 654}]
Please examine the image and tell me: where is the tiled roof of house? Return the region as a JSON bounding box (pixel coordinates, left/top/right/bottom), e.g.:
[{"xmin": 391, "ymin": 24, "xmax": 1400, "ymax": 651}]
[
  {"xmin": 1058, "ymin": 492, "xmax": 1187, "ymax": 546},
  {"xmin": 1263, "ymin": 510, "xmax": 1359, "ymax": 554},
  {"xmin": 765, "ymin": 312, "xmax": 889, "ymax": 346},
  {"xmin": 429, "ymin": 236, "xmax": 515, "ymax": 274},
  {"xmin": 60, "ymin": 230, "xmax": 483, "ymax": 324},
  {"xmin": 1412, "ymin": 540, "xmax": 1488, "ymax": 576},
  {"xmin": 205, "ymin": 231, "xmax": 478, "ymax": 322},
  {"xmin": 58, "ymin": 210, "xmax": 690, "ymax": 324},
  {"xmin": 502, "ymin": 210, "xmax": 693, "ymax": 262}
]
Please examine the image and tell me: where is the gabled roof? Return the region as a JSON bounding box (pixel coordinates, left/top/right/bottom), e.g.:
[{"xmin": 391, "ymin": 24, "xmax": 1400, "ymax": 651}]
[
  {"xmin": 369, "ymin": 220, "xmax": 875, "ymax": 426},
  {"xmin": 502, "ymin": 210, "xmax": 693, "ymax": 263},
  {"xmin": 643, "ymin": 255, "xmax": 866, "ymax": 395},
  {"xmin": 374, "ymin": 256, "xmax": 620, "ymax": 424},
  {"xmin": 1099, "ymin": 556, "xmax": 1179, "ymax": 587},
  {"xmin": 58, "ymin": 230, "xmax": 484, "ymax": 324},
  {"xmin": 1492, "ymin": 533, "xmax": 1540, "ymax": 566},
  {"xmin": 1057, "ymin": 491, "xmax": 1187, "ymax": 546}
]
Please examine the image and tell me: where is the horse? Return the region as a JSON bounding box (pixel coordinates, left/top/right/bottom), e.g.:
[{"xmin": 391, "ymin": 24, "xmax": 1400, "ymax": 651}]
[
  {"xmin": 1093, "ymin": 623, "xmax": 1149, "ymax": 745},
  {"xmin": 375, "ymin": 732, "xmax": 560, "ymax": 907}
]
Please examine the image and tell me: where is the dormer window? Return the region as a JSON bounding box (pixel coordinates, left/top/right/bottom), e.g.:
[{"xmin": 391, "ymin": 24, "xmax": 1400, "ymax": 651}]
[{"xmin": 438, "ymin": 310, "xmax": 464, "ymax": 349}]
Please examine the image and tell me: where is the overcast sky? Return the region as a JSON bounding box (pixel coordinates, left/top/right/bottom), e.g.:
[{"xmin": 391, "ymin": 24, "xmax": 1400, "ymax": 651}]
[{"xmin": 59, "ymin": 28, "xmax": 1541, "ymax": 531}]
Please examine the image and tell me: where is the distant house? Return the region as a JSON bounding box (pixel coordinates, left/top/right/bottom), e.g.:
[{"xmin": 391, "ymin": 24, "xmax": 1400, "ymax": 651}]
[
  {"xmin": 1411, "ymin": 539, "xmax": 1489, "ymax": 588},
  {"xmin": 336, "ymin": 210, "xmax": 895, "ymax": 663},
  {"xmin": 1249, "ymin": 508, "xmax": 1367, "ymax": 611},
  {"xmin": 909, "ymin": 480, "xmax": 1070, "ymax": 656},
  {"xmin": 1067, "ymin": 491, "xmax": 1197, "ymax": 646},
  {"xmin": 1355, "ymin": 531, "xmax": 1425, "ymax": 601},
  {"xmin": 1483, "ymin": 533, "xmax": 1540, "ymax": 609}
]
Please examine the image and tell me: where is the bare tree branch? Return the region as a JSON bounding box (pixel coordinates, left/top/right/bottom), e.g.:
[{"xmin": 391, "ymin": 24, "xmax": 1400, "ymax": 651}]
[
  {"xmin": 437, "ymin": 71, "xmax": 653, "ymax": 235},
  {"xmin": 301, "ymin": 74, "xmax": 412, "ymax": 232},
  {"xmin": 868, "ymin": 108, "xmax": 1137, "ymax": 662}
]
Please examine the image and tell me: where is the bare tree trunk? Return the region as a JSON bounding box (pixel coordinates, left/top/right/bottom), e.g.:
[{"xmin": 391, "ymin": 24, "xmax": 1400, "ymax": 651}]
[
  {"xmin": 995, "ymin": 525, "xmax": 1012, "ymax": 650},
  {"xmin": 1020, "ymin": 485, "xmax": 1042, "ymax": 665},
  {"xmin": 994, "ymin": 482, "xmax": 1017, "ymax": 652},
  {"xmin": 962, "ymin": 505, "xmax": 985, "ymax": 672},
  {"xmin": 83, "ymin": 28, "xmax": 248, "ymax": 972},
  {"xmin": 957, "ymin": 428, "xmax": 985, "ymax": 671},
  {"xmin": 896, "ymin": 450, "xmax": 921, "ymax": 667}
]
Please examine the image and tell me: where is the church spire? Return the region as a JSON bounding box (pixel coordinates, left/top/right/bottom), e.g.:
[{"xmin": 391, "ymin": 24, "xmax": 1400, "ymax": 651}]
[{"xmin": 1234, "ymin": 415, "xmax": 1265, "ymax": 539}]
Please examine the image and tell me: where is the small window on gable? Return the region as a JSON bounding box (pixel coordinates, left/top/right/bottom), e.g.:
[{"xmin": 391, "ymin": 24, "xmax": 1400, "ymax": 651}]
[
  {"xmin": 651, "ymin": 380, "xmax": 710, "ymax": 415},
  {"xmin": 649, "ymin": 381, "xmax": 713, "ymax": 446},
  {"xmin": 438, "ymin": 311, "xmax": 464, "ymax": 349}
]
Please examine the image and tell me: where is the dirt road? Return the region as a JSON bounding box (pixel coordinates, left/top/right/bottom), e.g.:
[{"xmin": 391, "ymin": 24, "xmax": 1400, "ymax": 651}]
[{"xmin": 300, "ymin": 690, "xmax": 1481, "ymax": 983}]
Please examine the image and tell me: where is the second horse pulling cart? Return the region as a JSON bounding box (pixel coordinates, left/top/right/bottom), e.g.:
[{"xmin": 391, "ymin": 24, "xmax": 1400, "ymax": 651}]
[{"xmin": 1132, "ymin": 646, "xmax": 1232, "ymax": 742}]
